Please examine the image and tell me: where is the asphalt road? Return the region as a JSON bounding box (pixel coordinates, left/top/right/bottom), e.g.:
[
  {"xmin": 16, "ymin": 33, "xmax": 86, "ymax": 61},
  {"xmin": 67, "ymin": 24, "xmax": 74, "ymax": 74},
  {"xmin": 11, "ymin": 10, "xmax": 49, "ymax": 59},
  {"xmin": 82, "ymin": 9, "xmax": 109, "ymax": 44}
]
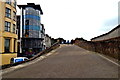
[{"xmin": 2, "ymin": 44, "xmax": 119, "ymax": 78}]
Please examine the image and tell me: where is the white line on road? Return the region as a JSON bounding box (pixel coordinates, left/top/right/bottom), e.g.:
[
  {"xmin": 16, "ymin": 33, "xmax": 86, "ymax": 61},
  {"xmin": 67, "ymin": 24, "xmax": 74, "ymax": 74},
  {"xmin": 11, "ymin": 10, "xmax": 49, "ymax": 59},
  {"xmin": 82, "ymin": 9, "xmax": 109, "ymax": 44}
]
[{"xmin": 98, "ymin": 54, "xmax": 120, "ymax": 67}]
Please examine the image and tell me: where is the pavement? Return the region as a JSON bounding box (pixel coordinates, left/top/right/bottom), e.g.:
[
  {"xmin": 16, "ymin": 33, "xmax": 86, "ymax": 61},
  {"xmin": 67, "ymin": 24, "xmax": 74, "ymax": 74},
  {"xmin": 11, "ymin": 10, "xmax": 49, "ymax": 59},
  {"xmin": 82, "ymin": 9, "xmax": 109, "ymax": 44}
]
[{"xmin": 2, "ymin": 44, "xmax": 119, "ymax": 78}]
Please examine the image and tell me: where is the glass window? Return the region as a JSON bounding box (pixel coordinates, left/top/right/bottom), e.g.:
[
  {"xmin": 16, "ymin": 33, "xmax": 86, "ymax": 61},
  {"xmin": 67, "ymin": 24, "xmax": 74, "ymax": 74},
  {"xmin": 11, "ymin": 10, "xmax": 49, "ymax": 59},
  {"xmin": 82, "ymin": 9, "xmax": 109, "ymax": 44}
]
[
  {"xmin": 14, "ymin": 39, "xmax": 16, "ymax": 52},
  {"xmin": 5, "ymin": 8, "xmax": 11, "ymax": 18},
  {"xmin": 6, "ymin": 0, "xmax": 11, "ymax": 5},
  {"xmin": 13, "ymin": 0, "xmax": 16, "ymax": 8},
  {"xmin": 13, "ymin": 24, "xmax": 16, "ymax": 33},
  {"xmin": 5, "ymin": 21, "xmax": 11, "ymax": 32},
  {"xmin": 13, "ymin": 11, "xmax": 16, "ymax": 21},
  {"xmin": 5, "ymin": 38, "xmax": 10, "ymax": 53}
]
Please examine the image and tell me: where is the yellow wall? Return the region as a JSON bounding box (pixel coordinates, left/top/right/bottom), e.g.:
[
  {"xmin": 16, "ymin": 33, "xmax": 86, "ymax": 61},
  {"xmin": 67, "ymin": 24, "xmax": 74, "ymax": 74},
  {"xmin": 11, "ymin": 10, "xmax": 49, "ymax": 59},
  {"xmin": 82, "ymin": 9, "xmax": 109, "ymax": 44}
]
[
  {"xmin": 0, "ymin": 53, "xmax": 17, "ymax": 65},
  {"xmin": 0, "ymin": 1, "xmax": 18, "ymax": 65},
  {"xmin": 0, "ymin": 1, "xmax": 4, "ymax": 53}
]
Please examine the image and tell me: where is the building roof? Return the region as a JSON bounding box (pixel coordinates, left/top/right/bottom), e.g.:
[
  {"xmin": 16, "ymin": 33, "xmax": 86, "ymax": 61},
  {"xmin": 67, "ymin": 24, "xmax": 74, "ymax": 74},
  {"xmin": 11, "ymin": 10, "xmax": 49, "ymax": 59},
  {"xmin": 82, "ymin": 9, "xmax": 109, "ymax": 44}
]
[
  {"xmin": 41, "ymin": 24, "xmax": 45, "ymax": 30},
  {"xmin": 45, "ymin": 34, "xmax": 49, "ymax": 37},
  {"xmin": 91, "ymin": 25, "xmax": 120, "ymax": 40},
  {"xmin": 17, "ymin": 3, "xmax": 43, "ymax": 14},
  {"xmin": 45, "ymin": 34, "xmax": 51, "ymax": 38}
]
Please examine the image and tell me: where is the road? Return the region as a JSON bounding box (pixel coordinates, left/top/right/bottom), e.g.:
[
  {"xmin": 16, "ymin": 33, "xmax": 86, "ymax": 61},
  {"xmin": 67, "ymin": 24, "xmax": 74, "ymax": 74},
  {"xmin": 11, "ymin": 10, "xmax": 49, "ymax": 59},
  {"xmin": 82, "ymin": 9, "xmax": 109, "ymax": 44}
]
[{"xmin": 2, "ymin": 44, "xmax": 119, "ymax": 78}]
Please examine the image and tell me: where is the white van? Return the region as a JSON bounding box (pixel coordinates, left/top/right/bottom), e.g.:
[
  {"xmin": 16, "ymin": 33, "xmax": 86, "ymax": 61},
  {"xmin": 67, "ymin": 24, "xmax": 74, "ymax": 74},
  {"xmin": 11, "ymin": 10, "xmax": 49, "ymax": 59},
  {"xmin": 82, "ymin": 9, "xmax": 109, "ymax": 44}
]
[{"xmin": 10, "ymin": 57, "xmax": 28, "ymax": 64}]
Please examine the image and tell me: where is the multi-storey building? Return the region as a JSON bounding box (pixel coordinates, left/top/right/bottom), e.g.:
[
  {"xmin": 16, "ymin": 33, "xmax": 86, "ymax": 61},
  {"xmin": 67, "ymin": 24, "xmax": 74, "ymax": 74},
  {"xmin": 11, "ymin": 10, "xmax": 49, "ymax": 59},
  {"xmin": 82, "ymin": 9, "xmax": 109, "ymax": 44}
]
[
  {"xmin": 17, "ymin": 3, "xmax": 44, "ymax": 58},
  {"xmin": 0, "ymin": 0, "xmax": 18, "ymax": 65}
]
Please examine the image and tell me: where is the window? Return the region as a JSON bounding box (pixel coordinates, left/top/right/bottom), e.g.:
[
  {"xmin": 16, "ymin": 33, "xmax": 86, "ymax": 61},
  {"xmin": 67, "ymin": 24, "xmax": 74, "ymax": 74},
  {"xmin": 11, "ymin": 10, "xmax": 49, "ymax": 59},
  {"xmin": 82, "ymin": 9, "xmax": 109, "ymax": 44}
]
[
  {"xmin": 4, "ymin": 38, "xmax": 10, "ymax": 53},
  {"xmin": 6, "ymin": 8, "xmax": 11, "ymax": 18},
  {"xmin": 6, "ymin": 0, "xmax": 11, "ymax": 5},
  {"xmin": 14, "ymin": 39, "xmax": 16, "ymax": 52},
  {"xmin": 13, "ymin": 11, "xmax": 16, "ymax": 21},
  {"xmin": 13, "ymin": 24, "xmax": 16, "ymax": 33},
  {"xmin": 5, "ymin": 21, "xmax": 11, "ymax": 32},
  {"xmin": 25, "ymin": 20, "xmax": 29, "ymax": 25},
  {"xmin": 13, "ymin": 0, "xmax": 17, "ymax": 8}
]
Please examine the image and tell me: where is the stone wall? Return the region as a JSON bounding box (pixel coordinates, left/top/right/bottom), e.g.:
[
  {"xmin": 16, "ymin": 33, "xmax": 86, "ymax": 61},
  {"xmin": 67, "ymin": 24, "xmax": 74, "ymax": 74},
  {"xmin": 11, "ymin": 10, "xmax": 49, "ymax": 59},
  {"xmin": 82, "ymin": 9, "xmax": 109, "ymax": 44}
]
[{"xmin": 74, "ymin": 37, "xmax": 120, "ymax": 59}]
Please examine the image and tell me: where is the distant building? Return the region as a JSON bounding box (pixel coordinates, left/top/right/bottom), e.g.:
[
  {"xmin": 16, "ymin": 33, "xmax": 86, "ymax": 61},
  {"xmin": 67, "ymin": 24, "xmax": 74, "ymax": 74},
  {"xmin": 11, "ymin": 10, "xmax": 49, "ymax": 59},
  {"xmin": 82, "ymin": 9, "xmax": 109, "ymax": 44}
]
[
  {"xmin": 17, "ymin": 3, "xmax": 44, "ymax": 57},
  {"xmin": 51, "ymin": 38, "xmax": 57, "ymax": 45},
  {"xmin": 45, "ymin": 34, "xmax": 51, "ymax": 49},
  {"xmin": 56, "ymin": 38, "xmax": 66, "ymax": 44},
  {"xmin": 0, "ymin": 0, "xmax": 18, "ymax": 65},
  {"xmin": 41, "ymin": 24, "xmax": 46, "ymax": 50}
]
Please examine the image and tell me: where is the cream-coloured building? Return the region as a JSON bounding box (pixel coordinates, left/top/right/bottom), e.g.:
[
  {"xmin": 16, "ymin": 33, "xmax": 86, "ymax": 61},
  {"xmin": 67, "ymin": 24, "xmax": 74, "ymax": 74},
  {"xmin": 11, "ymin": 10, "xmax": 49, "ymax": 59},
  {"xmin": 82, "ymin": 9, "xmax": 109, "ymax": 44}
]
[
  {"xmin": 45, "ymin": 34, "xmax": 51, "ymax": 49},
  {"xmin": 0, "ymin": 0, "xmax": 18, "ymax": 65}
]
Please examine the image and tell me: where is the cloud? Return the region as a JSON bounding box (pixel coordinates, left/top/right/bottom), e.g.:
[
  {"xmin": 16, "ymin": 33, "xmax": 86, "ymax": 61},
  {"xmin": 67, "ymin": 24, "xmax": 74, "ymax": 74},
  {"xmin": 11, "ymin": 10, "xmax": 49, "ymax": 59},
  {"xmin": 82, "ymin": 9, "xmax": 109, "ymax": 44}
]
[
  {"xmin": 17, "ymin": 0, "xmax": 119, "ymax": 41},
  {"xmin": 103, "ymin": 17, "xmax": 118, "ymax": 27},
  {"xmin": 100, "ymin": 17, "xmax": 118, "ymax": 32}
]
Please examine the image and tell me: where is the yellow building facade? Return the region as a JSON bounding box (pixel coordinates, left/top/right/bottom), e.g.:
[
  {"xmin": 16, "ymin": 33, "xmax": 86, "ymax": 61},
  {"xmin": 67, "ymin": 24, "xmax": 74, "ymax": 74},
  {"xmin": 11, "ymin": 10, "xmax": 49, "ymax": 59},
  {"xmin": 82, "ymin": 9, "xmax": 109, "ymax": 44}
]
[{"xmin": 0, "ymin": 0, "xmax": 18, "ymax": 66}]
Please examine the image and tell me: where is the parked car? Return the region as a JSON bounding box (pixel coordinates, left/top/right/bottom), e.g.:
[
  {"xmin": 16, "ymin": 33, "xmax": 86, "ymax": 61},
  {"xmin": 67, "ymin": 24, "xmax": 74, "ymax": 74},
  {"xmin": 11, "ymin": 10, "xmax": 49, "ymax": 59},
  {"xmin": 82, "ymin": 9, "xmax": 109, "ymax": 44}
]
[{"xmin": 10, "ymin": 57, "xmax": 28, "ymax": 64}]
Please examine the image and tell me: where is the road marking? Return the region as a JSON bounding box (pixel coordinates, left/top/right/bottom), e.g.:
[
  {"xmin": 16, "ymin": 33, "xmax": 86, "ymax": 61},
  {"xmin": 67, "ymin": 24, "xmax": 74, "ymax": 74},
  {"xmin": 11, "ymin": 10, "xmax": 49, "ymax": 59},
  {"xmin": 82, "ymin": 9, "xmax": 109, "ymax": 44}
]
[{"xmin": 98, "ymin": 54, "xmax": 120, "ymax": 67}]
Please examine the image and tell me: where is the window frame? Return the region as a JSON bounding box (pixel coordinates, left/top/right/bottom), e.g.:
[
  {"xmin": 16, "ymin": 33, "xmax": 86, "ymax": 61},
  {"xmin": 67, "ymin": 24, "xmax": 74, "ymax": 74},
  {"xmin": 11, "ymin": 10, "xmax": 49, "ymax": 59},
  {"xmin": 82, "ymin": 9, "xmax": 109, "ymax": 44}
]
[
  {"xmin": 14, "ymin": 39, "xmax": 16, "ymax": 52},
  {"xmin": 6, "ymin": 0, "xmax": 11, "ymax": 5},
  {"xmin": 13, "ymin": 24, "xmax": 16, "ymax": 33},
  {"xmin": 5, "ymin": 8, "xmax": 11, "ymax": 18},
  {"xmin": 13, "ymin": 0, "xmax": 17, "ymax": 8},
  {"xmin": 13, "ymin": 11, "xmax": 16, "ymax": 21},
  {"xmin": 4, "ymin": 38, "xmax": 10, "ymax": 53},
  {"xmin": 5, "ymin": 21, "xmax": 11, "ymax": 32}
]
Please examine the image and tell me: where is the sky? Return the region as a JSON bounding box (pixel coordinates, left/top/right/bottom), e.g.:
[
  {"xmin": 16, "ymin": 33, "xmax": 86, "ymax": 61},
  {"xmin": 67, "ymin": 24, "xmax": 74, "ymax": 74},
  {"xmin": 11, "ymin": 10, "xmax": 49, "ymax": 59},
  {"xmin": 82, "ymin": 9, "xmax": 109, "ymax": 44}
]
[{"xmin": 17, "ymin": 0, "xmax": 120, "ymax": 41}]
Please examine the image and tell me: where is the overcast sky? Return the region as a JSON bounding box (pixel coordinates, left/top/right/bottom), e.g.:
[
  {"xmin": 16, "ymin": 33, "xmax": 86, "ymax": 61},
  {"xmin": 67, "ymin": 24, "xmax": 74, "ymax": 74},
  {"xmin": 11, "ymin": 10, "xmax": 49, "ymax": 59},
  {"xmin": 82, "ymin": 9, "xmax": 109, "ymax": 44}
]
[{"xmin": 17, "ymin": 0, "xmax": 120, "ymax": 41}]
